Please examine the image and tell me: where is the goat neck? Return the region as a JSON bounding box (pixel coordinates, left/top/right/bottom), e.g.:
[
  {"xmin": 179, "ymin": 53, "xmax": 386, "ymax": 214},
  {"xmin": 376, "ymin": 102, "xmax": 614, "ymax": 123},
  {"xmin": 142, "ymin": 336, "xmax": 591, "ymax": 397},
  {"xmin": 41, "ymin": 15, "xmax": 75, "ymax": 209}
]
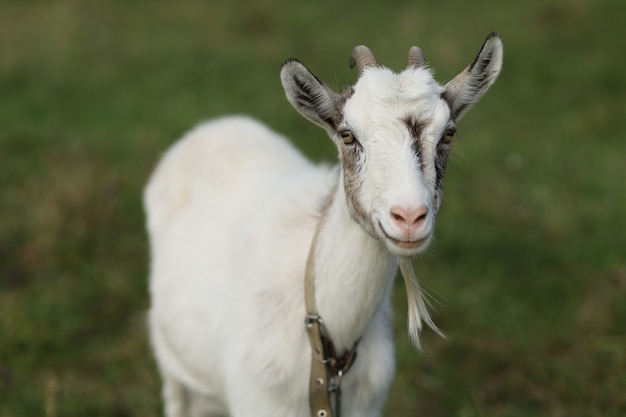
[{"xmin": 308, "ymin": 180, "xmax": 398, "ymax": 353}]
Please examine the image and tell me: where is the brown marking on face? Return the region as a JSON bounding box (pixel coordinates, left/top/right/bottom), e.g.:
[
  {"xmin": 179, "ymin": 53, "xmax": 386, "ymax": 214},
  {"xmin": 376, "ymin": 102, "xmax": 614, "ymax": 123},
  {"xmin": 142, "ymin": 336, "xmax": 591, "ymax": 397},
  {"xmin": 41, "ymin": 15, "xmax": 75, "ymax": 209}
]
[
  {"xmin": 403, "ymin": 117, "xmax": 430, "ymax": 173},
  {"xmin": 433, "ymin": 138, "xmax": 451, "ymax": 212},
  {"xmin": 340, "ymin": 140, "xmax": 374, "ymax": 233},
  {"xmin": 333, "ymin": 86, "xmax": 377, "ymax": 233},
  {"xmin": 403, "ymin": 115, "xmax": 452, "ymax": 214}
]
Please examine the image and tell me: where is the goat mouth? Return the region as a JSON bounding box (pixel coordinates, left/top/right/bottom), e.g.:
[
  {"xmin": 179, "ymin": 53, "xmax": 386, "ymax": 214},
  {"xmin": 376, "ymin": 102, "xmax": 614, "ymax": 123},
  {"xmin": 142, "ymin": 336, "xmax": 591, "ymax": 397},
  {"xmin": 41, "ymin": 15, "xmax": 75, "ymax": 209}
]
[
  {"xmin": 378, "ymin": 222, "xmax": 430, "ymax": 250},
  {"xmin": 393, "ymin": 238, "xmax": 428, "ymax": 249}
]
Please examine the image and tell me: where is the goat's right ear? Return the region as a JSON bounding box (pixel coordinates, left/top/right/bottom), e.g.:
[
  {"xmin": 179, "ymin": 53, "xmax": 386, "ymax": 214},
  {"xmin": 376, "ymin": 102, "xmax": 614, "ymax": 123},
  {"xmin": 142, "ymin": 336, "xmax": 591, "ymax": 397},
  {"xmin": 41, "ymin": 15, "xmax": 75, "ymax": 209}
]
[
  {"xmin": 443, "ymin": 32, "xmax": 503, "ymax": 122},
  {"xmin": 280, "ymin": 58, "xmax": 341, "ymax": 132}
]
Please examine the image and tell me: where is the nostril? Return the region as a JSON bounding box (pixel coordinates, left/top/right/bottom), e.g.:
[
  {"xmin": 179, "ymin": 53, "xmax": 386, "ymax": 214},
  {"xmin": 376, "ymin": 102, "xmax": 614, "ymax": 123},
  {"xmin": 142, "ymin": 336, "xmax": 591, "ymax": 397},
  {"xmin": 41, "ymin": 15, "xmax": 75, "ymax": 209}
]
[
  {"xmin": 415, "ymin": 209, "xmax": 428, "ymax": 223},
  {"xmin": 391, "ymin": 212, "xmax": 404, "ymax": 222},
  {"xmin": 411, "ymin": 206, "xmax": 429, "ymax": 226}
]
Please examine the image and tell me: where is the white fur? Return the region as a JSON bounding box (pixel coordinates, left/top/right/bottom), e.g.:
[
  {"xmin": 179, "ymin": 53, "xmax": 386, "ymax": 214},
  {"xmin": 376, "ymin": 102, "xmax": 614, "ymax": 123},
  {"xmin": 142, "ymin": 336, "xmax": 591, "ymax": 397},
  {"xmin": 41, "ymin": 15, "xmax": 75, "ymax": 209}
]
[
  {"xmin": 145, "ymin": 35, "xmax": 502, "ymax": 417},
  {"xmin": 146, "ymin": 116, "xmax": 396, "ymax": 417}
]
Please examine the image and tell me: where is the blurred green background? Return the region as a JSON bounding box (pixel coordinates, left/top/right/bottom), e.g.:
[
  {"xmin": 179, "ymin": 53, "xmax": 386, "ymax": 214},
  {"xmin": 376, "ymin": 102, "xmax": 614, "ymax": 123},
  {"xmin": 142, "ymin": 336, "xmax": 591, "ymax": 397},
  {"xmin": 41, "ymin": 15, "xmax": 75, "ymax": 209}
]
[{"xmin": 1, "ymin": 0, "xmax": 624, "ymax": 416}]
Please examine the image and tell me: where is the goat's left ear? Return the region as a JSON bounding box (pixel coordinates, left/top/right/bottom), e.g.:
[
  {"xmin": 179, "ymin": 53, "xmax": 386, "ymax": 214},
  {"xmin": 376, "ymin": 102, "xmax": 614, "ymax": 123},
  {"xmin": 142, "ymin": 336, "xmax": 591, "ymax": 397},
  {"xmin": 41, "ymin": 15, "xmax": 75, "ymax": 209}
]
[
  {"xmin": 280, "ymin": 58, "xmax": 342, "ymax": 132},
  {"xmin": 443, "ymin": 32, "xmax": 503, "ymax": 122}
]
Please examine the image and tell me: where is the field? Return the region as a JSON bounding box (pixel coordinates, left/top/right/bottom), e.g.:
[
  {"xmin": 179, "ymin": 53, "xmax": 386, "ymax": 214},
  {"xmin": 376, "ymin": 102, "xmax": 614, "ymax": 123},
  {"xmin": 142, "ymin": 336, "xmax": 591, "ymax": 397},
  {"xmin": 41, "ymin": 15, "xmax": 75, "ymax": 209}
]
[{"xmin": 1, "ymin": 0, "xmax": 625, "ymax": 416}]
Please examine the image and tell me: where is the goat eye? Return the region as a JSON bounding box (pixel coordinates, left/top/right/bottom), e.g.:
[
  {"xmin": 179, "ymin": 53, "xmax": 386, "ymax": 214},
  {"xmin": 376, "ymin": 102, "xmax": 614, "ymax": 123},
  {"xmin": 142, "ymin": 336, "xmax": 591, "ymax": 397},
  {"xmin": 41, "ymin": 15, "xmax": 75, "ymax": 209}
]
[
  {"xmin": 340, "ymin": 130, "xmax": 355, "ymax": 144},
  {"xmin": 442, "ymin": 128, "xmax": 456, "ymax": 144}
]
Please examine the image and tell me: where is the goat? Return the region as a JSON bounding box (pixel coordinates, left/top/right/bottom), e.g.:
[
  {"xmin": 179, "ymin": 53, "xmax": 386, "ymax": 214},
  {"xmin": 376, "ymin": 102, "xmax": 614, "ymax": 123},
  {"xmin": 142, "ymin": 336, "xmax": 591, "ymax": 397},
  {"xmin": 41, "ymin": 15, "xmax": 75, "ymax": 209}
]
[{"xmin": 144, "ymin": 33, "xmax": 503, "ymax": 417}]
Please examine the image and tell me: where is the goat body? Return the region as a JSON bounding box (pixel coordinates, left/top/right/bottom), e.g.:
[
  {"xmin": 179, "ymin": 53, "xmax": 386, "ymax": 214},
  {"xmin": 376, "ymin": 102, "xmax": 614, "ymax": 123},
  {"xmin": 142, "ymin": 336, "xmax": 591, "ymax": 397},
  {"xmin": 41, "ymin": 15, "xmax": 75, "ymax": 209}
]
[{"xmin": 145, "ymin": 34, "xmax": 503, "ymax": 417}]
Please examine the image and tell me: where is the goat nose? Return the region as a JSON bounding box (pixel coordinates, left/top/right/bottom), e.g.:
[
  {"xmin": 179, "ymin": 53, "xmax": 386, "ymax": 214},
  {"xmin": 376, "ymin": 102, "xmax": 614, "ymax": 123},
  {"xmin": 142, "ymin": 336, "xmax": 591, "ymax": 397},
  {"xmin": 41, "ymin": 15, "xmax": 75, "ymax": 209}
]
[{"xmin": 390, "ymin": 205, "xmax": 429, "ymax": 230}]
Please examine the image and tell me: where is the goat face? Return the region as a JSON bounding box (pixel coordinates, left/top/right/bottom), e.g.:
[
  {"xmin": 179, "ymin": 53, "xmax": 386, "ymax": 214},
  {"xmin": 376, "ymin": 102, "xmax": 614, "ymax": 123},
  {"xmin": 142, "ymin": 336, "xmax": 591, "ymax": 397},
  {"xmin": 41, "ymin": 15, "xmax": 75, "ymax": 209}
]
[{"xmin": 281, "ymin": 33, "xmax": 503, "ymax": 256}]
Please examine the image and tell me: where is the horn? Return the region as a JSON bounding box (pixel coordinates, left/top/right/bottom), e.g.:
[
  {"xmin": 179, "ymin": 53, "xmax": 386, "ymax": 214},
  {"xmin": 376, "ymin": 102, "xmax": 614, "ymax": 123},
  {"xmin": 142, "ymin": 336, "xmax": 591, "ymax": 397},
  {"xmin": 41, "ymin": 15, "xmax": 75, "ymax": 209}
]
[
  {"xmin": 407, "ymin": 46, "xmax": 425, "ymax": 68},
  {"xmin": 349, "ymin": 45, "xmax": 379, "ymax": 75}
]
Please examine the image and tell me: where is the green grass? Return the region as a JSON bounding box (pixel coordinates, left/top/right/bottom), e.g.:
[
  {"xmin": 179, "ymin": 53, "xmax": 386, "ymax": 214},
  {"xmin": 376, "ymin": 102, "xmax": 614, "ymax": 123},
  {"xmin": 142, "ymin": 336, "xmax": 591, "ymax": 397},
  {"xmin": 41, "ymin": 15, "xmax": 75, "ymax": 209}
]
[{"xmin": 1, "ymin": 0, "xmax": 625, "ymax": 416}]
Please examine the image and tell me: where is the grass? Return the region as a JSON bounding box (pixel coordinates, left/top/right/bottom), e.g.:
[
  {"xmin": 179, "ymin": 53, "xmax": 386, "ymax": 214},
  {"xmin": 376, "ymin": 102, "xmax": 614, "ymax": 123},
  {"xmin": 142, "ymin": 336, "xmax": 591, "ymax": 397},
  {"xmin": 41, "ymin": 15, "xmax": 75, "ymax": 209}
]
[{"xmin": 1, "ymin": 0, "xmax": 625, "ymax": 416}]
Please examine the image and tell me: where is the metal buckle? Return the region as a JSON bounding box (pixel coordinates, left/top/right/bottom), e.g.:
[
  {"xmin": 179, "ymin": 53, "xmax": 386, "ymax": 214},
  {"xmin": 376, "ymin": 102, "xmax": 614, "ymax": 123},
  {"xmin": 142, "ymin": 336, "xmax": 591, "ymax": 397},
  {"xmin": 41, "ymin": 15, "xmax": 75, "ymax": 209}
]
[
  {"xmin": 328, "ymin": 369, "xmax": 343, "ymax": 417},
  {"xmin": 305, "ymin": 314, "xmax": 323, "ymax": 328}
]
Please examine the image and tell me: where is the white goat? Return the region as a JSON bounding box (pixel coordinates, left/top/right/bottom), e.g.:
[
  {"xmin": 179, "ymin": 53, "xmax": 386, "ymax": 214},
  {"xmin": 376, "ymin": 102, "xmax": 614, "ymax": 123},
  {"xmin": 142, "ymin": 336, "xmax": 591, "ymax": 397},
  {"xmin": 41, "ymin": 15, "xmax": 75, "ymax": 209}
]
[{"xmin": 145, "ymin": 33, "xmax": 503, "ymax": 417}]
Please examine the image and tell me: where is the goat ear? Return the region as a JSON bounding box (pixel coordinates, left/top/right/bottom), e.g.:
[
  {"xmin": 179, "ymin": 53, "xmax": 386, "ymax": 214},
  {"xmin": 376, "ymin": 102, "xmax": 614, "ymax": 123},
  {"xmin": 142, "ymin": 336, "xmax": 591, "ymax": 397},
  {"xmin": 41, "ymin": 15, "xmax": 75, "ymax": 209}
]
[
  {"xmin": 443, "ymin": 32, "xmax": 503, "ymax": 121},
  {"xmin": 280, "ymin": 58, "xmax": 341, "ymax": 132}
]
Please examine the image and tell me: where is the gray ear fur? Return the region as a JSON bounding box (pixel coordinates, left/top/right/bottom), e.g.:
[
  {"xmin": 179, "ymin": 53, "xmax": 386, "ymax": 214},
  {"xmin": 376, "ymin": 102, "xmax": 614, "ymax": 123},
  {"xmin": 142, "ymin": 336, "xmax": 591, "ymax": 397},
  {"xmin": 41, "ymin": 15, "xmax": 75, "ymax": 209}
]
[
  {"xmin": 280, "ymin": 58, "xmax": 341, "ymax": 131},
  {"xmin": 444, "ymin": 32, "xmax": 503, "ymax": 121}
]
